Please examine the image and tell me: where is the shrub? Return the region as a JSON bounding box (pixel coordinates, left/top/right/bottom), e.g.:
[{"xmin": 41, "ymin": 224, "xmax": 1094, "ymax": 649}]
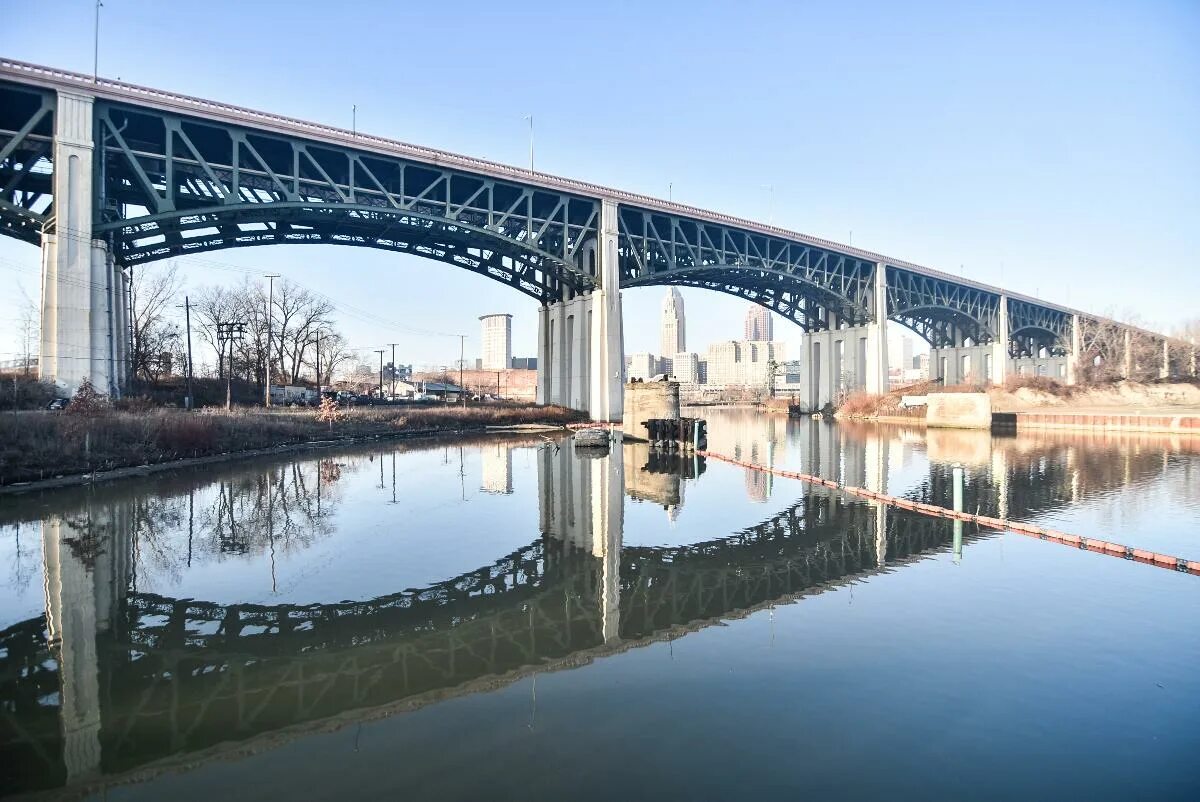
[{"xmin": 839, "ymin": 392, "xmax": 883, "ymax": 417}]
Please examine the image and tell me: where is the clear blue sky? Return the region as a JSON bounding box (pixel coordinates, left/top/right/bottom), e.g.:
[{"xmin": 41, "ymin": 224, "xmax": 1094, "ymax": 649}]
[{"xmin": 2, "ymin": 0, "xmax": 1197, "ymax": 369}]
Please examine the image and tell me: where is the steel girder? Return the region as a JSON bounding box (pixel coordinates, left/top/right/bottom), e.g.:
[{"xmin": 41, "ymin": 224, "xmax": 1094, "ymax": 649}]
[
  {"xmin": 0, "ymin": 83, "xmax": 55, "ymax": 245},
  {"xmin": 1007, "ymin": 297, "xmax": 1070, "ymax": 356},
  {"xmin": 617, "ymin": 205, "xmax": 877, "ymax": 332},
  {"xmin": 90, "ymin": 100, "xmax": 599, "ymax": 302},
  {"xmin": 887, "ymin": 267, "xmax": 1000, "ymax": 348}
]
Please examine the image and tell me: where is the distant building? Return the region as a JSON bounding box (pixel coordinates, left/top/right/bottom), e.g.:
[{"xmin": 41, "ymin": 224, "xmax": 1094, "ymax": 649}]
[
  {"xmin": 626, "ymin": 352, "xmax": 658, "ymax": 381},
  {"xmin": 900, "ymin": 336, "xmax": 914, "ymax": 373},
  {"xmin": 744, "ymin": 304, "xmax": 773, "ymax": 342},
  {"xmin": 479, "ymin": 314, "xmax": 512, "ymax": 371},
  {"xmin": 661, "ymin": 288, "xmax": 686, "ymax": 358},
  {"xmin": 510, "ymin": 356, "xmax": 537, "ymax": 370},
  {"xmin": 672, "ymin": 352, "xmax": 701, "ymax": 383},
  {"xmin": 705, "ymin": 340, "xmax": 786, "ymax": 388}
]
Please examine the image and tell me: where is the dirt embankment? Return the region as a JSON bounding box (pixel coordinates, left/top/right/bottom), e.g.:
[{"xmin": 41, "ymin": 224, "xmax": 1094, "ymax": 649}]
[
  {"xmin": 837, "ymin": 379, "xmax": 1200, "ymax": 421},
  {"xmin": 0, "ymin": 404, "xmax": 585, "ymax": 487}
]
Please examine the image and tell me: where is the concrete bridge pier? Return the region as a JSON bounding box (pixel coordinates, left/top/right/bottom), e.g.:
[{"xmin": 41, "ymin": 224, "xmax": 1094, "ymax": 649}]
[
  {"xmin": 790, "ymin": 265, "xmax": 887, "ymax": 411},
  {"xmin": 39, "ymin": 90, "xmax": 128, "ymax": 397},
  {"xmin": 536, "ymin": 200, "xmax": 623, "ymax": 422},
  {"xmin": 991, "ymin": 295, "xmax": 1011, "ymax": 385}
]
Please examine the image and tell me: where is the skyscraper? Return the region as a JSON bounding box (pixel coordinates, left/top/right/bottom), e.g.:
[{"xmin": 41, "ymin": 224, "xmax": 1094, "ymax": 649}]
[
  {"xmin": 744, "ymin": 304, "xmax": 773, "ymax": 341},
  {"xmin": 479, "ymin": 314, "xmax": 512, "ymax": 370},
  {"xmin": 661, "ymin": 287, "xmax": 685, "ymax": 357}
]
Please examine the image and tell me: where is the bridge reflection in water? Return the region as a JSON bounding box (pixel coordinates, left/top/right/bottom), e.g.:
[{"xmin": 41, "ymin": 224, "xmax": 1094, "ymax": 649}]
[{"xmin": 1, "ymin": 425, "xmax": 1192, "ymax": 796}]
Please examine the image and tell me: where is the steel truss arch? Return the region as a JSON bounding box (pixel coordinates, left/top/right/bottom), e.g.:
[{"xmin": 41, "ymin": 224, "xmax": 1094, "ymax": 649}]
[
  {"xmin": 1007, "ymin": 298, "xmax": 1070, "ymax": 357},
  {"xmin": 89, "ymin": 99, "xmax": 601, "ymax": 299},
  {"xmin": 887, "ymin": 267, "xmax": 999, "ymax": 347},
  {"xmin": 617, "ymin": 205, "xmax": 877, "ymax": 328},
  {"xmin": 0, "ymin": 82, "xmax": 55, "ymax": 244},
  {"xmin": 633, "ymin": 265, "xmax": 845, "ymax": 332}
]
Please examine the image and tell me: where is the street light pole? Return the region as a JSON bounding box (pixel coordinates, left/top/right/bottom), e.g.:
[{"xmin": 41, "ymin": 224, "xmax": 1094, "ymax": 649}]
[
  {"xmin": 458, "ymin": 334, "xmax": 465, "ymax": 405},
  {"xmin": 183, "ymin": 296, "xmax": 194, "ymax": 410},
  {"xmin": 523, "ymin": 115, "xmax": 534, "ymax": 172},
  {"xmin": 388, "ymin": 342, "xmax": 399, "ymax": 399},
  {"xmin": 93, "ymin": 1, "xmax": 103, "ymax": 84},
  {"xmin": 375, "ymin": 349, "xmax": 385, "ymax": 402},
  {"xmin": 264, "ymin": 274, "xmax": 280, "ymax": 407}
]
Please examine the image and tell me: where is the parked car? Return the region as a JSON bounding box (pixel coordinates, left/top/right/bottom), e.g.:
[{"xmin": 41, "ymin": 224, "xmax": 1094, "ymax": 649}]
[{"xmin": 46, "ymin": 397, "xmax": 69, "ymax": 410}]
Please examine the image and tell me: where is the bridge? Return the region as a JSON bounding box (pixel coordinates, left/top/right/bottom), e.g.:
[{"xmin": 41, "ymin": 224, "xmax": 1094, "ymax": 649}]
[{"xmin": 2, "ymin": 58, "xmax": 1197, "ymax": 416}]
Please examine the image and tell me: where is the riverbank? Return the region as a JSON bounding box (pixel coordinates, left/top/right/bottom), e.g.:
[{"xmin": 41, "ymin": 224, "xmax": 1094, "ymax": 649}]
[
  {"xmin": 0, "ymin": 404, "xmax": 585, "ymax": 490},
  {"xmin": 835, "ymin": 379, "xmax": 1200, "ymax": 432}
]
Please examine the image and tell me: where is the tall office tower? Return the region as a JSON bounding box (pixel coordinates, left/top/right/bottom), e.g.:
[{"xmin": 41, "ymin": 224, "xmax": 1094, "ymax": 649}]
[
  {"xmin": 661, "ymin": 287, "xmax": 686, "ymax": 357},
  {"xmin": 744, "ymin": 304, "xmax": 773, "ymax": 341},
  {"xmin": 479, "ymin": 313, "xmax": 512, "ymax": 371}
]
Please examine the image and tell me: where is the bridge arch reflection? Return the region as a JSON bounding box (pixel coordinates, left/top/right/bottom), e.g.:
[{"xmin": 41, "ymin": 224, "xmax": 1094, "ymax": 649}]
[{"xmin": 1, "ymin": 425, "xmax": 1194, "ymax": 795}]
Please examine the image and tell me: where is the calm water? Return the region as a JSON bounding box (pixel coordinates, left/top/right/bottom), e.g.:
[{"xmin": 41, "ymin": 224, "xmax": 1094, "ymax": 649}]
[{"xmin": 1, "ymin": 410, "xmax": 1198, "ymax": 800}]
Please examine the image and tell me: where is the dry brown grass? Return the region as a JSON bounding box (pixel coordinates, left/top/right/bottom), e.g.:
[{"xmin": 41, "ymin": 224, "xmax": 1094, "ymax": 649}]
[
  {"xmin": 1002, "ymin": 375, "xmax": 1076, "ymax": 397},
  {"xmin": 838, "ymin": 392, "xmax": 885, "ymax": 417},
  {"xmin": 0, "ymin": 403, "xmax": 584, "ymax": 485}
]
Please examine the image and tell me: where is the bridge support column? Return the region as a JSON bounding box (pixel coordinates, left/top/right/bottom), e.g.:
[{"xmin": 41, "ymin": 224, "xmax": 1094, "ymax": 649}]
[
  {"xmin": 864, "ymin": 263, "xmax": 889, "ymax": 395},
  {"xmin": 1066, "ymin": 314, "xmax": 1082, "ymax": 385},
  {"xmin": 992, "ymin": 296, "xmax": 1010, "ymax": 386},
  {"xmin": 587, "ymin": 199, "xmax": 625, "ymax": 422},
  {"xmin": 534, "ymin": 201, "xmax": 624, "ymax": 421},
  {"xmin": 39, "ymin": 90, "xmax": 122, "ymax": 397}
]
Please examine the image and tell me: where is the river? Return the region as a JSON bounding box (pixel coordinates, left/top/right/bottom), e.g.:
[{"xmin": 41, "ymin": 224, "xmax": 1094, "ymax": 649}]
[{"xmin": 1, "ymin": 408, "xmax": 1197, "ymax": 800}]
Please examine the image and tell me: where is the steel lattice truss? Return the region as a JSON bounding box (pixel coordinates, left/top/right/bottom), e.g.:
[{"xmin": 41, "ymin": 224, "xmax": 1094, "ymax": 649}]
[
  {"xmin": 887, "ymin": 267, "xmax": 1000, "ymax": 348},
  {"xmin": 88, "ymin": 99, "xmax": 600, "ymax": 301},
  {"xmin": 0, "ymin": 83, "xmax": 54, "ymax": 244},
  {"xmin": 1008, "ymin": 297, "xmax": 1070, "ymax": 356},
  {"xmin": 617, "ymin": 205, "xmax": 878, "ymax": 331}
]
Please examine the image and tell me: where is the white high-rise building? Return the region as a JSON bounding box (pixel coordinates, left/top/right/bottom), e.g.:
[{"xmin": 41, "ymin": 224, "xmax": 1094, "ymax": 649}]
[
  {"xmin": 627, "ymin": 352, "xmax": 658, "ymax": 381},
  {"xmin": 661, "ymin": 288, "xmax": 686, "ymax": 358},
  {"xmin": 479, "ymin": 313, "xmax": 512, "ymax": 371},
  {"xmin": 705, "ymin": 340, "xmax": 786, "ymax": 388},
  {"xmin": 672, "ymin": 352, "xmax": 700, "ymax": 384},
  {"xmin": 744, "ymin": 304, "xmax": 773, "ymax": 341}
]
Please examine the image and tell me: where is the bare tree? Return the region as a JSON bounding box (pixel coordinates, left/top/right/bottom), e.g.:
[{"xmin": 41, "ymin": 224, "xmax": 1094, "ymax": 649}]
[
  {"xmin": 193, "ymin": 286, "xmax": 236, "ymax": 378},
  {"xmin": 14, "ymin": 287, "xmax": 37, "ymax": 376},
  {"xmin": 312, "ymin": 330, "xmax": 354, "ymax": 386},
  {"xmin": 129, "ymin": 263, "xmax": 183, "ymax": 385},
  {"xmin": 268, "ymin": 280, "xmax": 335, "ymax": 384}
]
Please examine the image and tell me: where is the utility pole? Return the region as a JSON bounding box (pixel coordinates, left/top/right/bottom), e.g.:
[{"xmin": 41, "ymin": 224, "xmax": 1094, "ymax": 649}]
[
  {"xmin": 264, "ymin": 274, "xmax": 280, "ymax": 407},
  {"xmin": 458, "ymin": 334, "xmax": 466, "ymax": 405},
  {"xmin": 183, "ymin": 296, "xmax": 194, "ymax": 410},
  {"xmin": 375, "ymin": 349, "xmax": 385, "ymax": 402},
  {"xmin": 315, "ymin": 329, "xmax": 322, "ymax": 391},
  {"xmin": 387, "ymin": 342, "xmax": 399, "ymax": 398},
  {"xmin": 218, "ymin": 321, "xmax": 245, "ymax": 410},
  {"xmin": 93, "ymin": 1, "xmax": 103, "ymax": 84},
  {"xmin": 352, "ymin": 104, "xmax": 357, "ymax": 137}
]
